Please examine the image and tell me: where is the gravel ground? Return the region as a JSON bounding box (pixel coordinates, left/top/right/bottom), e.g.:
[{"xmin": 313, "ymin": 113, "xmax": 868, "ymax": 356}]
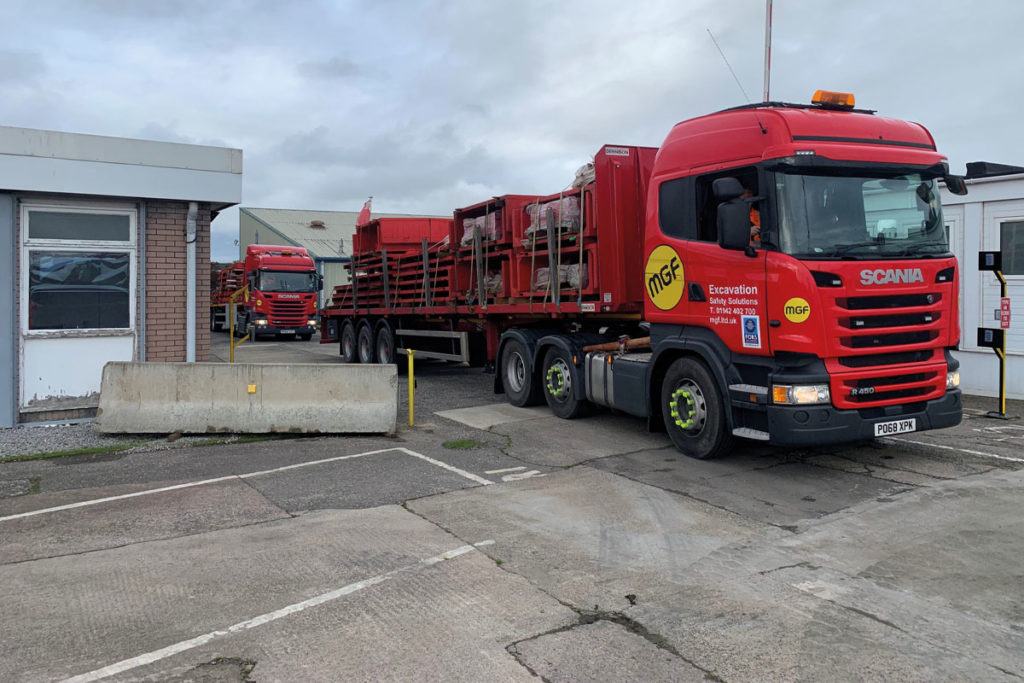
[{"xmin": 0, "ymin": 422, "xmax": 242, "ymax": 460}]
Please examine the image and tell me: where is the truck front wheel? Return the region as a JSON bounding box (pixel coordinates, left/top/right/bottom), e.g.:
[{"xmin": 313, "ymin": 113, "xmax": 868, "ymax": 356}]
[
  {"xmin": 501, "ymin": 339, "xmax": 542, "ymax": 407},
  {"xmin": 541, "ymin": 347, "xmax": 590, "ymax": 419},
  {"xmin": 661, "ymin": 357, "xmax": 733, "ymax": 459},
  {"xmin": 340, "ymin": 321, "xmax": 357, "ymax": 362}
]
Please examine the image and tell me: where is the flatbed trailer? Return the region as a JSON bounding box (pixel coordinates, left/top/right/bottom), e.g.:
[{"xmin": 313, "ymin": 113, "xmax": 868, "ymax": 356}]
[{"xmin": 321, "ymin": 93, "xmax": 967, "ymax": 459}]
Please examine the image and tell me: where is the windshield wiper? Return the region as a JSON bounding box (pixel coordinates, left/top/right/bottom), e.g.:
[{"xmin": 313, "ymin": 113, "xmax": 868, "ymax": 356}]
[
  {"xmin": 821, "ymin": 242, "xmax": 881, "ymax": 257},
  {"xmin": 894, "ymin": 243, "xmax": 948, "ymax": 257}
]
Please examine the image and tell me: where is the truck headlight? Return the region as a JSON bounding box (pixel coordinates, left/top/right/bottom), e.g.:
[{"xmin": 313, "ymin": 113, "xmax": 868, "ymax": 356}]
[
  {"xmin": 308, "ymin": 319, "xmax": 318, "ymax": 327},
  {"xmin": 772, "ymin": 384, "xmax": 830, "ymax": 405},
  {"xmin": 255, "ymin": 319, "xmax": 268, "ymax": 326},
  {"xmin": 946, "ymin": 370, "xmax": 960, "ymax": 389}
]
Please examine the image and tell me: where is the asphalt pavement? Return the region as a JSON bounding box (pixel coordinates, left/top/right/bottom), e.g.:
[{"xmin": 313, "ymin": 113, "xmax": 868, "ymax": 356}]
[{"xmin": 1, "ymin": 331, "xmax": 1022, "ymax": 681}]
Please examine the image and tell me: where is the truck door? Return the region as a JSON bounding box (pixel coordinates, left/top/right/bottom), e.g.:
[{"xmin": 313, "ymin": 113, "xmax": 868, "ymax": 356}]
[{"xmin": 676, "ymin": 168, "xmax": 769, "ymax": 355}]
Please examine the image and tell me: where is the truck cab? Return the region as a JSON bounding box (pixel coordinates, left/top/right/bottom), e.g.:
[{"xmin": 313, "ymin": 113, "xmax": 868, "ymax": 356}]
[
  {"xmin": 241, "ymin": 245, "xmax": 322, "ymax": 340},
  {"xmin": 644, "ymin": 91, "xmax": 965, "ymax": 457}
]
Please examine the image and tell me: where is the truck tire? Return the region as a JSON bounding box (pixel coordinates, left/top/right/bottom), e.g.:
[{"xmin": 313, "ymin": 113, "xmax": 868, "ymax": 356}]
[
  {"xmin": 501, "ymin": 339, "xmax": 542, "ymax": 407},
  {"xmin": 340, "ymin": 321, "xmax": 357, "ymax": 363},
  {"xmin": 541, "ymin": 347, "xmax": 590, "ymax": 419},
  {"xmin": 298, "ymin": 333, "xmax": 311, "ymax": 341},
  {"xmin": 357, "ymin": 322, "xmax": 374, "ymax": 364},
  {"xmin": 661, "ymin": 357, "xmax": 733, "ymax": 459},
  {"xmin": 375, "ymin": 325, "xmax": 396, "ymax": 364}
]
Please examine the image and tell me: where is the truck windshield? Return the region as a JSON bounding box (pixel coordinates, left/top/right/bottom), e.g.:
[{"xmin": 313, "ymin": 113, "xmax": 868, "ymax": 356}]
[
  {"xmin": 256, "ymin": 270, "xmax": 318, "ymax": 293},
  {"xmin": 775, "ymin": 170, "xmax": 948, "ymax": 259}
]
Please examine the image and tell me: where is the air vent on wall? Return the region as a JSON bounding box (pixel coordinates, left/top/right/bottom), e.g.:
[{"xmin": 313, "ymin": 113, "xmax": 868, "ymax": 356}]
[{"xmin": 310, "ymin": 220, "xmax": 326, "ymax": 229}]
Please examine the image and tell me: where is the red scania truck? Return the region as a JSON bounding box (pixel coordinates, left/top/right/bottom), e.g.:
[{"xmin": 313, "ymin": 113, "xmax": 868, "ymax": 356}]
[
  {"xmin": 211, "ymin": 245, "xmax": 322, "ymax": 340},
  {"xmin": 321, "ymin": 91, "xmax": 967, "ymax": 458}
]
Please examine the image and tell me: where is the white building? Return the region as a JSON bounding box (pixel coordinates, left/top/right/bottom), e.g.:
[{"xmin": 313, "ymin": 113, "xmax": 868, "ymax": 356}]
[{"xmin": 942, "ymin": 168, "xmax": 1024, "ymax": 400}]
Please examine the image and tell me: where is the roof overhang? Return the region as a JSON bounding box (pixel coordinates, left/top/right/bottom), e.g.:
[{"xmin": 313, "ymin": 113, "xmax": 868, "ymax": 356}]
[{"xmin": 0, "ymin": 125, "xmax": 242, "ymax": 210}]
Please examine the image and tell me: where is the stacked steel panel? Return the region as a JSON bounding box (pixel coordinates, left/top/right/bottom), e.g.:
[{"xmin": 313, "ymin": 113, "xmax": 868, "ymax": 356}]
[
  {"xmin": 322, "ymin": 144, "xmax": 658, "ymax": 319},
  {"xmin": 210, "ymin": 261, "xmax": 245, "ymax": 304}
]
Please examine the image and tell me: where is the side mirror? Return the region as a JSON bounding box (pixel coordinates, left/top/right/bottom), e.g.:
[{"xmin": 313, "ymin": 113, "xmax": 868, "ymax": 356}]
[
  {"xmin": 713, "ymin": 177, "xmax": 745, "ymax": 201},
  {"xmin": 718, "ymin": 201, "xmax": 753, "ymax": 253},
  {"xmin": 944, "ymin": 175, "xmax": 968, "ymax": 196},
  {"xmin": 317, "ymin": 274, "xmax": 325, "ymax": 291}
]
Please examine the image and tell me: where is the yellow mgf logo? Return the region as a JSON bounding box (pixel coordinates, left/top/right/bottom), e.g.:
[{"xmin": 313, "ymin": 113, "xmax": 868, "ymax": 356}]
[
  {"xmin": 645, "ymin": 245, "xmax": 684, "ymax": 311},
  {"xmin": 784, "ymin": 297, "xmax": 810, "ymax": 323}
]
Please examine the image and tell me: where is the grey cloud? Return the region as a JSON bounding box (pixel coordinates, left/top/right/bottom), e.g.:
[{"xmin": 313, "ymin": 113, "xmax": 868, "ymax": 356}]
[
  {"xmin": 0, "ymin": 50, "xmax": 46, "ymax": 83},
  {"xmin": 300, "ymin": 56, "xmax": 361, "ymax": 80}
]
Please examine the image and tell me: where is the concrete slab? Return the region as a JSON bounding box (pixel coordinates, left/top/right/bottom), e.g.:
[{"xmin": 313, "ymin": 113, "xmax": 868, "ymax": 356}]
[
  {"xmin": 1, "ymin": 478, "xmax": 290, "ymax": 564},
  {"xmin": 408, "ymin": 467, "xmax": 765, "ymax": 608},
  {"xmin": 593, "ymin": 448, "xmax": 905, "ymax": 528},
  {"xmin": 511, "ymin": 619, "xmax": 708, "ymax": 682},
  {"xmin": 0, "ymin": 506, "xmax": 575, "ymax": 682},
  {"xmin": 435, "ymin": 403, "xmax": 550, "ymax": 430},
  {"xmin": 493, "ymin": 412, "xmax": 673, "ymax": 467},
  {"xmin": 93, "ymin": 361, "xmax": 397, "ymax": 435}
]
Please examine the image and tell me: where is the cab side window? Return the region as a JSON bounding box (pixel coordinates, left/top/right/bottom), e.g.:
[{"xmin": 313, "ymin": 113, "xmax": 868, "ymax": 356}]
[
  {"xmin": 658, "ymin": 176, "xmax": 696, "ymax": 239},
  {"xmin": 695, "ymin": 167, "xmax": 759, "ymax": 243}
]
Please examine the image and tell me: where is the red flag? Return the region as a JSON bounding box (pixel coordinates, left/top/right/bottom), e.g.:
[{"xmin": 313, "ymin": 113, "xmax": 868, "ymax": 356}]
[{"xmin": 357, "ymin": 197, "xmax": 372, "ymax": 227}]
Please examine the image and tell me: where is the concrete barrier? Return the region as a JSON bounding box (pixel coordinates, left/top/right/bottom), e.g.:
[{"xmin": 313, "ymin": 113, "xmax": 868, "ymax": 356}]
[{"xmin": 93, "ymin": 362, "xmax": 397, "ymax": 435}]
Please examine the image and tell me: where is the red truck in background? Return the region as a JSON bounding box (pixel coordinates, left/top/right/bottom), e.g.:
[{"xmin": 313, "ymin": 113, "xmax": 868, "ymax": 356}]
[
  {"xmin": 211, "ymin": 245, "xmax": 322, "ymax": 340},
  {"xmin": 320, "ymin": 91, "xmax": 968, "ymax": 458}
]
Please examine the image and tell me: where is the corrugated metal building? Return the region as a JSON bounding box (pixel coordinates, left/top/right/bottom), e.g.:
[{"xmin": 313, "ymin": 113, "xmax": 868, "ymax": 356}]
[{"xmin": 238, "ymin": 207, "xmax": 443, "ymax": 309}]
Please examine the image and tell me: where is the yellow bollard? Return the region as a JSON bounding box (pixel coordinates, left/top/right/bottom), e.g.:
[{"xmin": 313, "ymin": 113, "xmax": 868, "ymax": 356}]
[{"xmin": 407, "ymin": 349, "xmax": 416, "ymax": 426}]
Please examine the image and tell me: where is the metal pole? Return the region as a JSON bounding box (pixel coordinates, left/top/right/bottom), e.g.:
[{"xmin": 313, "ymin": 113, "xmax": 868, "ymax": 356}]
[{"xmin": 763, "ymin": 0, "xmax": 773, "ymax": 102}]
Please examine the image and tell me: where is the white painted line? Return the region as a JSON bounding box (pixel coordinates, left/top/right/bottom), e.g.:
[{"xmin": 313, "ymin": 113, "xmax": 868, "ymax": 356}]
[
  {"xmin": 884, "ymin": 437, "xmax": 1024, "ymax": 463},
  {"xmin": 62, "ymin": 542, "xmax": 490, "ymax": 683},
  {"xmin": 485, "ymin": 466, "xmax": 526, "ymax": 474},
  {"xmin": 502, "ymin": 471, "xmax": 544, "ymax": 482},
  {"xmin": 396, "ymin": 447, "xmax": 494, "ymax": 486},
  {"xmin": 1, "ymin": 447, "xmax": 490, "ymax": 523},
  {"xmin": 473, "ymin": 539, "xmax": 495, "ymax": 547}
]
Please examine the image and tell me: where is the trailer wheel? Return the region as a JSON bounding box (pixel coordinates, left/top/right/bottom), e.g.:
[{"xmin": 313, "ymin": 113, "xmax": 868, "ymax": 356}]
[
  {"xmin": 357, "ymin": 322, "xmax": 374, "ymax": 364},
  {"xmin": 541, "ymin": 347, "xmax": 590, "ymax": 419},
  {"xmin": 340, "ymin": 321, "xmax": 357, "ymax": 363},
  {"xmin": 661, "ymin": 357, "xmax": 733, "ymax": 459},
  {"xmin": 375, "ymin": 325, "xmax": 396, "ymax": 364},
  {"xmin": 500, "ymin": 339, "xmax": 542, "ymax": 406}
]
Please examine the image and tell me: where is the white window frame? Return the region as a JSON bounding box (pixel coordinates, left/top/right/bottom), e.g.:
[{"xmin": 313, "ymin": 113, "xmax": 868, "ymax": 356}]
[{"xmin": 20, "ymin": 200, "xmax": 138, "ymax": 338}]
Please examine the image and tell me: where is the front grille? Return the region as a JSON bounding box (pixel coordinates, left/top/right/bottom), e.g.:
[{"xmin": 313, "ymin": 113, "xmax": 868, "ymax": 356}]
[
  {"xmin": 839, "ymin": 293, "xmax": 941, "ymax": 310},
  {"xmin": 848, "ymin": 387, "xmax": 932, "ymax": 403},
  {"xmin": 851, "ymin": 372, "xmax": 932, "ymax": 388},
  {"xmin": 843, "ymin": 330, "xmax": 937, "ymax": 349},
  {"xmin": 838, "ymin": 350, "xmax": 935, "ymax": 367},
  {"xmin": 835, "ymin": 368, "xmax": 943, "ymax": 408},
  {"xmin": 269, "ymin": 300, "xmax": 309, "ymax": 326},
  {"xmin": 841, "ymin": 311, "xmax": 940, "ymax": 330}
]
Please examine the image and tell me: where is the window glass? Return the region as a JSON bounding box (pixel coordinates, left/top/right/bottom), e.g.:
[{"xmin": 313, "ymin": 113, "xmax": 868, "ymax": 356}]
[
  {"xmin": 658, "ymin": 177, "xmax": 695, "ymax": 239},
  {"xmin": 28, "ymin": 211, "xmax": 131, "ymax": 241},
  {"xmin": 28, "ymin": 251, "xmax": 130, "ymax": 329},
  {"xmin": 775, "ymin": 172, "xmax": 947, "ymax": 259},
  {"xmin": 695, "ymin": 168, "xmax": 759, "ymax": 243},
  {"xmin": 257, "ymin": 270, "xmax": 319, "ymax": 293},
  {"xmin": 1000, "ymin": 221, "xmax": 1024, "ymax": 275}
]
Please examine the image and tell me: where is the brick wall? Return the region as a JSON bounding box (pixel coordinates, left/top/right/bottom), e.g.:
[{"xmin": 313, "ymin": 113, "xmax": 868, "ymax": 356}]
[{"xmin": 144, "ymin": 201, "xmax": 212, "ymax": 361}]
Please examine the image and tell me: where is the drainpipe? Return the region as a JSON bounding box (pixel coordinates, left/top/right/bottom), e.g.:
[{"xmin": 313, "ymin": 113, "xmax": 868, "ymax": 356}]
[{"xmin": 186, "ymin": 202, "xmax": 198, "ymax": 362}]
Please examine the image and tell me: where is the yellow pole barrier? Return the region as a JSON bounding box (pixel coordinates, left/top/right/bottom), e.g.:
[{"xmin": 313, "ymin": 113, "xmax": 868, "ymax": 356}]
[
  {"xmin": 228, "ymin": 285, "xmax": 250, "ymax": 363},
  {"xmin": 407, "ymin": 349, "xmax": 416, "ymax": 426}
]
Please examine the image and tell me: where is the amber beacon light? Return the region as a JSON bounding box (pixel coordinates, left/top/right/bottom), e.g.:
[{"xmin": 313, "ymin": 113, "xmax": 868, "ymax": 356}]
[{"xmin": 811, "ymin": 90, "xmax": 856, "ymax": 108}]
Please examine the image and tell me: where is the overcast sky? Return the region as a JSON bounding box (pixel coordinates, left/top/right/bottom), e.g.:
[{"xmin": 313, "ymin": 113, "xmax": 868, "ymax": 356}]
[{"xmin": 4, "ymin": 0, "xmax": 1023, "ymax": 261}]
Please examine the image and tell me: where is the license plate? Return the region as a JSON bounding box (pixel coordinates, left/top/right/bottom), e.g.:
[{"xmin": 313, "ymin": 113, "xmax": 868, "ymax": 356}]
[
  {"xmin": 280, "ymin": 329, "xmax": 296, "ymax": 335},
  {"xmin": 874, "ymin": 418, "xmax": 916, "ymax": 437}
]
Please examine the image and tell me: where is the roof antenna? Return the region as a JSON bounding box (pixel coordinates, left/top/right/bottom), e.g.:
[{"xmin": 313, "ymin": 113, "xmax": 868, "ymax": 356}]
[
  {"xmin": 707, "ymin": 28, "xmax": 751, "ymax": 103},
  {"xmin": 707, "ymin": 27, "xmax": 767, "ymax": 134}
]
